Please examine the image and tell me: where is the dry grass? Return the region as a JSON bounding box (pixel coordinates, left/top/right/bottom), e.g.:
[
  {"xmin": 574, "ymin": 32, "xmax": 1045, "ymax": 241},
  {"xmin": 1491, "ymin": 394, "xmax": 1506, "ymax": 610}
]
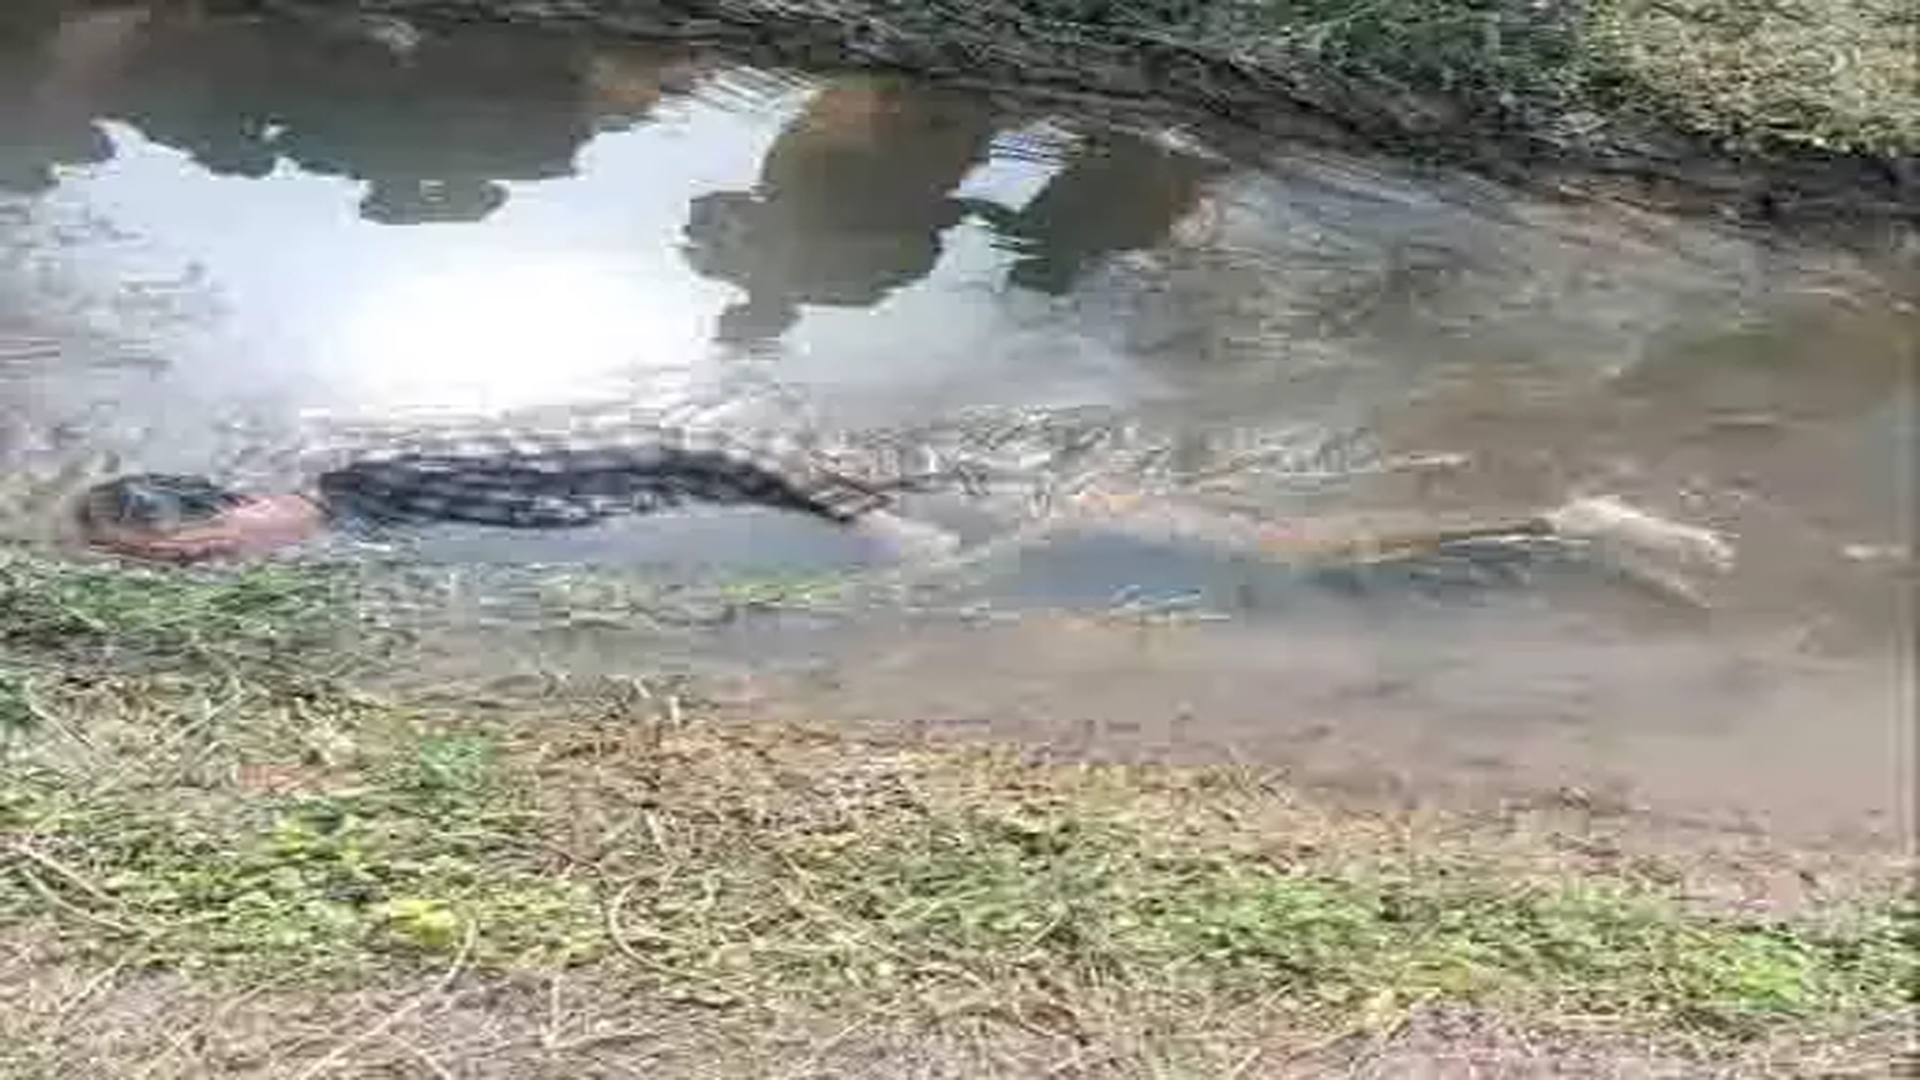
[
  {"xmin": 4, "ymin": 959, "xmax": 1914, "ymax": 1077},
  {"xmin": 1, "ymin": 549, "xmax": 1914, "ymax": 1077},
  {"xmin": 1593, "ymin": 0, "xmax": 1920, "ymax": 155}
]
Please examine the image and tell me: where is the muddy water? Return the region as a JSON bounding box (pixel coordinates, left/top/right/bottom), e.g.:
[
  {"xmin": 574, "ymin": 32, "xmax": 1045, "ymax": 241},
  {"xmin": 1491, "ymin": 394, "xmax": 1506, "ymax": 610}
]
[{"xmin": 2, "ymin": 6, "xmax": 1913, "ymax": 843}]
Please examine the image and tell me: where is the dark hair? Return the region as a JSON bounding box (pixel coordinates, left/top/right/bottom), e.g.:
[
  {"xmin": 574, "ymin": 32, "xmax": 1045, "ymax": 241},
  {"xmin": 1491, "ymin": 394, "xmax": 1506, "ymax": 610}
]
[{"xmin": 75, "ymin": 474, "xmax": 249, "ymax": 534}]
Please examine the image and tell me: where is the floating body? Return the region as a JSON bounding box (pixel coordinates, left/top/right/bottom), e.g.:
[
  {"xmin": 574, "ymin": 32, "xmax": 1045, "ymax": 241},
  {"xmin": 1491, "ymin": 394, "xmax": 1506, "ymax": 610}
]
[{"xmin": 67, "ymin": 413, "xmax": 1732, "ymax": 598}]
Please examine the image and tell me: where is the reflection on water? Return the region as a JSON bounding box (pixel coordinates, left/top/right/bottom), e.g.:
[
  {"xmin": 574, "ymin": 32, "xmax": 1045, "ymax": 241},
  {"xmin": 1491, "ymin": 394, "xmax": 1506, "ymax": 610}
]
[
  {"xmin": 0, "ymin": 3, "xmax": 129, "ymax": 193},
  {"xmin": 1, "ymin": 6, "xmax": 1228, "ymax": 340},
  {"xmin": 1, "ymin": 5, "xmax": 1909, "ymax": 553},
  {"xmin": 0, "ymin": 5, "xmax": 1235, "ymax": 426},
  {"xmin": 0, "ymin": 3, "xmax": 1914, "ymax": 830},
  {"xmin": 682, "ymin": 77, "xmax": 999, "ymax": 342},
  {"xmin": 3, "ymin": 5, "xmax": 711, "ymax": 219},
  {"xmin": 981, "ymin": 131, "xmax": 1225, "ymax": 295}
]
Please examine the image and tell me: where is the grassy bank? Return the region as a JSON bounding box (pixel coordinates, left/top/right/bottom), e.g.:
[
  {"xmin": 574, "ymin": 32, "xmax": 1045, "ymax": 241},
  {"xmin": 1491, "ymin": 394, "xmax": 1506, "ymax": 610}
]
[
  {"xmin": 307, "ymin": 0, "xmax": 1919, "ymax": 215},
  {"xmin": 2, "ymin": 550, "xmax": 1915, "ymax": 1076}
]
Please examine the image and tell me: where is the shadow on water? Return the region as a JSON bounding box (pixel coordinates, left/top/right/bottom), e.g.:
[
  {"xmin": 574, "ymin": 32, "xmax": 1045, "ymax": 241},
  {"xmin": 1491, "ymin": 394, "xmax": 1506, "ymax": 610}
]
[{"xmin": 1, "ymin": 4, "xmax": 1914, "ymax": 836}]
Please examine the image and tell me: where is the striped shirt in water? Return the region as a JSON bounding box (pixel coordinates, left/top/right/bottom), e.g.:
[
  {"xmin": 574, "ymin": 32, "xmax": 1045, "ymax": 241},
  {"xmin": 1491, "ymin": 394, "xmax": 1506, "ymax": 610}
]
[{"xmin": 306, "ymin": 418, "xmax": 907, "ymax": 531}]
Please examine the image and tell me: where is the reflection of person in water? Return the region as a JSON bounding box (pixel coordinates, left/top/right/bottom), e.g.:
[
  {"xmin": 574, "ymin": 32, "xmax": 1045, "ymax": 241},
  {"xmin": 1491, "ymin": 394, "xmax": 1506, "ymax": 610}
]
[
  {"xmin": 681, "ymin": 77, "xmax": 998, "ymax": 343},
  {"xmin": 267, "ymin": 26, "xmax": 627, "ymax": 224},
  {"xmin": 0, "ymin": 3, "xmax": 147, "ymax": 193},
  {"xmin": 302, "ymin": 33, "xmax": 704, "ymax": 223},
  {"xmin": 978, "ymin": 131, "xmax": 1225, "ymax": 294},
  {"xmin": 96, "ymin": 11, "xmax": 294, "ymax": 180},
  {"xmin": 76, "ymin": 12, "xmax": 705, "ymax": 224}
]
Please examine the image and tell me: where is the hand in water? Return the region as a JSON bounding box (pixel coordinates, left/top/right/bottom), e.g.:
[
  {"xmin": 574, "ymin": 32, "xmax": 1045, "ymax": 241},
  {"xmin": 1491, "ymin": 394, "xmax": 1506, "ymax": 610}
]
[{"xmin": 1543, "ymin": 496, "xmax": 1735, "ymax": 574}]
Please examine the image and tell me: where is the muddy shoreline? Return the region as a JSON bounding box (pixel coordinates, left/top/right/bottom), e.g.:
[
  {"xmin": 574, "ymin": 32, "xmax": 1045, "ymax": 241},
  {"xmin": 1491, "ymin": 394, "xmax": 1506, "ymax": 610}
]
[
  {"xmin": 243, "ymin": 0, "xmax": 1920, "ymax": 226},
  {"xmin": 4, "ymin": 549, "xmax": 1913, "ymax": 1078}
]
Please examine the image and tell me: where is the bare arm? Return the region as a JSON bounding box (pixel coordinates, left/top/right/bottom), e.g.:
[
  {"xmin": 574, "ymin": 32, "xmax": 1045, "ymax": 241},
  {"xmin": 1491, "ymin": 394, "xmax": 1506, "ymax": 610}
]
[
  {"xmin": 1090, "ymin": 492, "xmax": 1731, "ymax": 573},
  {"xmin": 859, "ymin": 488, "xmax": 1733, "ymax": 604}
]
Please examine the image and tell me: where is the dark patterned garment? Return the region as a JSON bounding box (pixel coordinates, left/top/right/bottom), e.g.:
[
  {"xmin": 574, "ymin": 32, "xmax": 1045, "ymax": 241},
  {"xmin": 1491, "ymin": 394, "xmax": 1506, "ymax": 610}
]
[{"xmin": 311, "ymin": 421, "xmax": 899, "ymax": 530}]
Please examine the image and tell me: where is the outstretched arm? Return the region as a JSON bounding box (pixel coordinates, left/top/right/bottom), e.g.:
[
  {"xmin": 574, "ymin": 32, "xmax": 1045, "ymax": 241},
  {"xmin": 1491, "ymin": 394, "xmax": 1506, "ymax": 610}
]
[{"xmin": 854, "ymin": 486, "xmax": 1734, "ymax": 602}]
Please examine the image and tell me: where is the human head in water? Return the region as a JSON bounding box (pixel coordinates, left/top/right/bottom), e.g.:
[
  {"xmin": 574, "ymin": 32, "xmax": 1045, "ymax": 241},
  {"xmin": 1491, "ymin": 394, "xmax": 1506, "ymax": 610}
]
[{"xmin": 75, "ymin": 473, "xmax": 326, "ymax": 564}]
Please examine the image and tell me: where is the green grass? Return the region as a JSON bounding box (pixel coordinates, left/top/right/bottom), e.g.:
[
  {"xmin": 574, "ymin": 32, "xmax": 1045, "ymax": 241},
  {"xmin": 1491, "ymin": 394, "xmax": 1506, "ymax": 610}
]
[
  {"xmin": 5, "ymin": 705, "xmax": 1911, "ymax": 1032},
  {"xmin": 1591, "ymin": 0, "xmax": 1919, "ymax": 155},
  {"xmin": 0, "ymin": 550, "xmax": 354, "ymax": 679},
  {"xmin": 568, "ymin": 0, "xmax": 1918, "ymax": 163},
  {"xmin": 0, "ymin": 549, "xmax": 1913, "ymax": 1073},
  {"xmin": 1216, "ymin": 0, "xmax": 1918, "ymax": 155}
]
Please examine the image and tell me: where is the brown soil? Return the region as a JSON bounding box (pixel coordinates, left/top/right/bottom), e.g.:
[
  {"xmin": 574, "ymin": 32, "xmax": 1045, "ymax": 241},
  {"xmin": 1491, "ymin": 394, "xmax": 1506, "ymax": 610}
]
[{"xmin": 7, "ymin": 944, "xmax": 1914, "ymax": 1078}]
